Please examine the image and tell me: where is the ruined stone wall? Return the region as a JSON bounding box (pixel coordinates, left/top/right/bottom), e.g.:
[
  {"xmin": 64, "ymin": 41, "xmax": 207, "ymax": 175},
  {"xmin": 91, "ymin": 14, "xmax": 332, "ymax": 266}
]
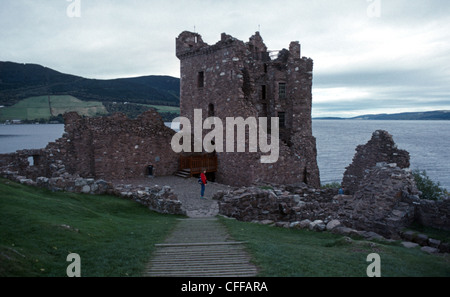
[
  {"xmin": 216, "ymin": 162, "xmax": 449, "ymax": 240},
  {"xmin": 0, "ymin": 110, "xmax": 179, "ymax": 181},
  {"xmin": 216, "ymin": 129, "xmax": 450, "ymax": 240},
  {"xmin": 415, "ymin": 199, "xmax": 450, "ymax": 231},
  {"xmin": 0, "ymin": 149, "xmax": 49, "ymax": 180},
  {"xmin": 339, "ymin": 163, "xmax": 420, "ymax": 238},
  {"xmin": 0, "ymin": 110, "xmax": 184, "ymax": 215},
  {"xmin": 61, "ymin": 110, "xmax": 178, "ymax": 180},
  {"xmin": 342, "ymin": 130, "xmax": 410, "ymax": 194},
  {"xmin": 176, "ymin": 31, "xmax": 320, "ymax": 187}
]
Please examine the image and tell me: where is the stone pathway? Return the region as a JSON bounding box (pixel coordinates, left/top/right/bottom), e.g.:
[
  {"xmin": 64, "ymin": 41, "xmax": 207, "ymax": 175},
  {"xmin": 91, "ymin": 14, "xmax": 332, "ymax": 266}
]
[
  {"xmin": 114, "ymin": 176, "xmax": 257, "ymax": 277},
  {"xmin": 145, "ymin": 218, "xmax": 258, "ymax": 277},
  {"xmin": 112, "ymin": 175, "xmax": 234, "ymax": 217}
]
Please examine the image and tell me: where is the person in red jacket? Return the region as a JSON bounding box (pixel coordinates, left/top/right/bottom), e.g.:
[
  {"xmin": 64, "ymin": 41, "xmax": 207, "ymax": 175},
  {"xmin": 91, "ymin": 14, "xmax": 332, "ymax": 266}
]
[{"xmin": 200, "ymin": 170, "xmax": 207, "ymax": 199}]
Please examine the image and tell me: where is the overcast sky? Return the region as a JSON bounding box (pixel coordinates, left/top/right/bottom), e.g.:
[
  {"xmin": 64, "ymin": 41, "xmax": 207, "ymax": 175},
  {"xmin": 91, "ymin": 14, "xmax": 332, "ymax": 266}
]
[{"xmin": 1, "ymin": 0, "xmax": 449, "ymax": 117}]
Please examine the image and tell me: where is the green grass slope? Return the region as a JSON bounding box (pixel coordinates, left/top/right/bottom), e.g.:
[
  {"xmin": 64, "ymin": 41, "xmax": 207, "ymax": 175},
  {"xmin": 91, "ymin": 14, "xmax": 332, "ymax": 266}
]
[
  {"xmin": 0, "ymin": 178, "xmax": 181, "ymax": 277},
  {"xmin": 220, "ymin": 217, "xmax": 450, "ymax": 277},
  {"xmin": 0, "ymin": 95, "xmax": 107, "ymax": 121}
]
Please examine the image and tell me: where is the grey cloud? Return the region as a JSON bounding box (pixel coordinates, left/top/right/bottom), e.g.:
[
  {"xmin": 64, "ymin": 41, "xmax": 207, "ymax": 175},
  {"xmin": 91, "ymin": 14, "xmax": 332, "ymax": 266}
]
[{"xmin": 1, "ymin": 0, "xmax": 449, "ymax": 116}]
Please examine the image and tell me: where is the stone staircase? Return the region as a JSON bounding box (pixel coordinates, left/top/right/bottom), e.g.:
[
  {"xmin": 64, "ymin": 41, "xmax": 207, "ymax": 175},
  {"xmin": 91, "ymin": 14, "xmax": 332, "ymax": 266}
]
[
  {"xmin": 145, "ymin": 218, "xmax": 258, "ymax": 277},
  {"xmin": 175, "ymin": 169, "xmax": 191, "ymax": 178}
]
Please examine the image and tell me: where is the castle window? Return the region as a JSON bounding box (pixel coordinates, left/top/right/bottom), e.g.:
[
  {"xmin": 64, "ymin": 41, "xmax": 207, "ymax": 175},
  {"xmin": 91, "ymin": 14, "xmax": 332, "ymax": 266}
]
[
  {"xmin": 278, "ymin": 83, "xmax": 286, "ymax": 99},
  {"xmin": 278, "ymin": 112, "xmax": 286, "ymax": 128},
  {"xmin": 27, "ymin": 156, "xmax": 34, "ymax": 166},
  {"xmin": 198, "ymin": 71, "xmax": 204, "ymax": 88},
  {"xmin": 27, "ymin": 155, "xmax": 41, "ymax": 167},
  {"xmin": 261, "ymin": 85, "xmax": 266, "ymax": 101},
  {"xmin": 263, "ymin": 63, "xmax": 268, "ymax": 73},
  {"xmin": 208, "ymin": 103, "xmax": 215, "ymax": 117}
]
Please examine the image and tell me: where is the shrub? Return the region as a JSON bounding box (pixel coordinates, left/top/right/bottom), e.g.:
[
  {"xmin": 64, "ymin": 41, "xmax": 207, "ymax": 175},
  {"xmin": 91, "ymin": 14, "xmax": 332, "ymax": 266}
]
[
  {"xmin": 412, "ymin": 169, "xmax": 447, "ymax": 200},
  {"xmin": 321, "ymin": 182, "xmax": 341, "ymax": 189},
  {"xmin": 259, "ymin": 185, "xmax": 274, "ymax": 190}
]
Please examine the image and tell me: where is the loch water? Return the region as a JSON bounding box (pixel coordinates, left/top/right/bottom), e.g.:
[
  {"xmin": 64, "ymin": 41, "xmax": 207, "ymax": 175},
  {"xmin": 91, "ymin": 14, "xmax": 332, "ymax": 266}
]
[{"xmin": 1, "ymin": 120, "xmax": 449, "ymax": 190}]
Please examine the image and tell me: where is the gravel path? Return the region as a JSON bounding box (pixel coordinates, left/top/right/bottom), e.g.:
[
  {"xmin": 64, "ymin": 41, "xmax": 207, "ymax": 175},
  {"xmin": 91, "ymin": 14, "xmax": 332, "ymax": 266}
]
[{"xmin": 111, "ymin": 176, "xmax": 233, "ymax": 217}]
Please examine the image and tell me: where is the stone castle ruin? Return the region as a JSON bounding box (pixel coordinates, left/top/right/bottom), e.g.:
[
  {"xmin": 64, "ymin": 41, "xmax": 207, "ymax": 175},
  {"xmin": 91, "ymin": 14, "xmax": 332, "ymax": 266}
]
[
  {"xmin": 217, "ymin": 130, "xmax": 450, "ymax": 251},
  {"xmin": 176, "ymin": 31, "xmax": 320, "ymax": 187},
  {"xmin": 1, "ymin": 31, "xmax": 321, "ymax": 189},
  {"xmin": 0, "ymin": 110, "xmax": 178, "ymax": 181},
  {"xmin": 0, "ymin": 31, "xmax": 449, "ymax": 249},
  {"xmin": 342, "ymin": 130, "xmax": 411, "ymax": 195}
]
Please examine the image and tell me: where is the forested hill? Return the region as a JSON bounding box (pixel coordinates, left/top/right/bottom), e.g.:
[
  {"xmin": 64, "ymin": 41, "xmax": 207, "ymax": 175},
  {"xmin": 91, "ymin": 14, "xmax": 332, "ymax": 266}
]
[{"xmin": 0, "ymin": 61, "xmax": 180, "ymax": 107}]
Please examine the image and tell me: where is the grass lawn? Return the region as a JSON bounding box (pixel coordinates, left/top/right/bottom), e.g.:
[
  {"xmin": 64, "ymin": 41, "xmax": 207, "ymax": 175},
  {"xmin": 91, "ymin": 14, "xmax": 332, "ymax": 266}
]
[
  {"xmin": 49, "ymin": 95, "xmax": 107, "ymax": 117},
  {"xmin": 219, "ymin": 217, "xmax": 450, "ymax": 277},
  {"xmin": 2, "ymin": 176, "xmax": 449, "ymax": 278},
  {"xmin": 0, "ymin": 178, "xmax": 182, "ymax": 277},
  {"xmin": 147, "ymin": 105, "xmax": 180, "ymax": 114}
]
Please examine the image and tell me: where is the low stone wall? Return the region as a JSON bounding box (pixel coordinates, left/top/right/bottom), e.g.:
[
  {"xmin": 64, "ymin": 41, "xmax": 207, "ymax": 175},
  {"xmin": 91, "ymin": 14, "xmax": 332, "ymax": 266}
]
[
  {"xmin": 216, "ymin": 163, "xmax": 450, "ymax": 243},
  {"xmin": 215, "ymin": 183, "xmax": 339, "ymax": 223},
  {"xmin": 415, "ymin": 199, "xmax": 450, "ymax": 231},
  {"xmin": 0, "ymin": 170, "xmax": 185, "ymax": 216},
  {"xmin": 111, "ymin": 183, "xmax": 184, "ymax": 215},
  {"xmin": 215, "ymin": 187, "xmax": 298, "ymax": 222}
]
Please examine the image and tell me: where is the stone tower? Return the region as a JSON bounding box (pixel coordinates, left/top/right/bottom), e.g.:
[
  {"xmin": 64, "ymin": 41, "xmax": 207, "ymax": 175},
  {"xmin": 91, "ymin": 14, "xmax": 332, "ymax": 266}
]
[{"xmin": 176, "ymin": 31, "xmax": 320, "ymax": 187}]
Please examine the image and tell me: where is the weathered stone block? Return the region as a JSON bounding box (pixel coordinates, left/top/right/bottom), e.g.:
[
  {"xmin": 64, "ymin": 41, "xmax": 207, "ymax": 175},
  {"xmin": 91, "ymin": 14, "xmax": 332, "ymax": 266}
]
[
  {"xmin": 421, "ymin": 246, "xmax": 439, "ymax": 254},
  {"xmin": 326, "ymin": 219, "xmax": 341, "ymax": 231}
]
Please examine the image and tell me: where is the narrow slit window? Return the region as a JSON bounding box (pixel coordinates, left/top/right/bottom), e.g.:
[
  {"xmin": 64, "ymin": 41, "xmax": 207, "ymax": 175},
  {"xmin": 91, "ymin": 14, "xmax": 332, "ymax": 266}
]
[
  {"xmin": 198, "ymin": 71, "xmax": 204, "ymax": 88},
  {"xmin": 278, "ymin": 83, "xmax": 286, "ymax": 99},
  {"xmin": 261, "ymin": 85, "xmax": 266, "ymax": 101},
  {"xmin": 278, "ymin": 112, "xmax": 286, "ymax": 128},
  {"xmin": 208, "ymin": 103, "xmax": 215, "ymax": 117}
]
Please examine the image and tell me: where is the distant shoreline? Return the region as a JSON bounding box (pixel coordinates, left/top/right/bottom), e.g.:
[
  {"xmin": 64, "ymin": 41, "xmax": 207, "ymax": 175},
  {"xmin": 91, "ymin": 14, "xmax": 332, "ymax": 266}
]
[{"xmin": 314, "ymin": 110, "xmax": 450, "ymax": 121}]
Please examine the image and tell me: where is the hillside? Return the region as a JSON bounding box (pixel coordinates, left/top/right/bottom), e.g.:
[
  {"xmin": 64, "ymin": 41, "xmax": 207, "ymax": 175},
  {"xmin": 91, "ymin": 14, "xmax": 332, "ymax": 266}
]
[
  {"xmin": 351, "ymin": 110, "xmax": 450, "ymax": 120},
  {"xmin": 0, "ymin": 95, "xmax": 108, "ymax": 122},
  {"xmin": 314, "ymin": 110, "xmax": 450, "ymax": 120},
  {"xmin": 0, "ymin": 61, "xmax": 180, "ymax": 107}
]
